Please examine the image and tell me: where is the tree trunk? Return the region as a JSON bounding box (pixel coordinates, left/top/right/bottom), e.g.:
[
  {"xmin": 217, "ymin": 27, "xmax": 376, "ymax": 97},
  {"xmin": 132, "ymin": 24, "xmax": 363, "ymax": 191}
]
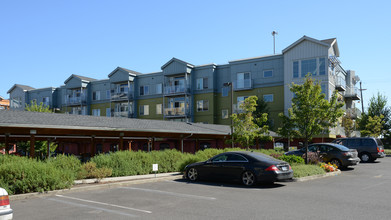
[{"xmin": 304, "ymin": 139, "xmax": 309, "ymax": 164}]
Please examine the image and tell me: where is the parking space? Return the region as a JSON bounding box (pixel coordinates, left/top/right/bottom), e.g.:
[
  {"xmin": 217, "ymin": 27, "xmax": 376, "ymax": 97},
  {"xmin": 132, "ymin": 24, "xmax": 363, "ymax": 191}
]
[{"xmin": 12, "ymin": 157, "xmax": 391, "ymax": 220}]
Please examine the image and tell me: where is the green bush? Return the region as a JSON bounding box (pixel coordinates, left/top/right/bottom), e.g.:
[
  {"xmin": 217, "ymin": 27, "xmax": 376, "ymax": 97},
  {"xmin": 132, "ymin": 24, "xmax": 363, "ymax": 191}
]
[
  {"xmin": 291, "ymin": 164, "xmax": 325, "ymax": 178},
  {"xmin": 0, "ymin": 155, "xmax": 75, "ymax": 195},
  {"xmin": 77, "ymin": 162, "xmax": 112, "ymax": 180},
  {"xmin": 178, "ymin": 154, "xmax": 203, "ymax": 172},
  {"xmin": 279, "ymin": 155, "xmax": 305, "ymax": 164},
  {"xmin": 47, "ymin": 154, "xmax": 82, "ymax": 179},
  {"xmin": 384, "ymin": 149, "xmax": 391, "ymax": 155}
]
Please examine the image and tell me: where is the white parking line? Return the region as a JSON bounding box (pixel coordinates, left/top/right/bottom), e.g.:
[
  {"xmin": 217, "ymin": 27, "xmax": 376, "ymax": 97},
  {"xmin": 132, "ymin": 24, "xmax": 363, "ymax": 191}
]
[
  {"xmin": 120, "ymin": 186, "xmax": 217, "ymax": 200},
  {"xmin": 47, "ymin": 198, "xmax": 138, "ymax": 218},
  {"xmin": 55, "ymin": 194, "xmax": 152, "ymax": 214}
]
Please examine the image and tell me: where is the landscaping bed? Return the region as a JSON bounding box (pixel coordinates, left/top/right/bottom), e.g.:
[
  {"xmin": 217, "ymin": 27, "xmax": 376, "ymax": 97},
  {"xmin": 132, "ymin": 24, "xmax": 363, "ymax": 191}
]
[{"xmin": 0, "ymin": 148, "xmax": 331, "ymax": 195}]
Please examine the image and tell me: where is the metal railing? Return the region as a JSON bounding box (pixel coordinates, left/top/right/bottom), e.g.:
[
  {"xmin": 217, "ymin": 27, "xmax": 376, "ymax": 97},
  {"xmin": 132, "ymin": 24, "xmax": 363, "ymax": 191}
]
[{"xmin": 164, "ymin": 107, "xmax": 189, "ymax": 117}]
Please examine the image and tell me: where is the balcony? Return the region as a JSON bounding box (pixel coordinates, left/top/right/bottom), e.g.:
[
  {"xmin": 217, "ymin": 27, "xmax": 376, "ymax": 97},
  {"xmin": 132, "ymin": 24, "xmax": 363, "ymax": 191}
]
[
  {"xmin": 111, "ymin": 91, "xmax": 133, "ymax": 102},
  {"xmin": 164, "ymin": 86, "xmax": 190, "ymax": 96},
  {"xmin": 344, "ymin": 87, "xmax": 361, "ymax": 100},
  {"xmin": 346, "ymin": 108, "xmax": 362, "ymax": 119},
  {"xmin": 66, "ymin": 95, "xmax": 86, "ymax": 106},
  {"xmin": 112, "ymin": 110, "xmax": 133, "ymax": 118},
  {"xmin": 335, "ymin": 76, "xmax": 346, "ymax": 91},
  {"xmin": 164, "ymin": 107, "xmax": 189, "ymax": 117},
  {"xmin": 234, "ymin": 79, "xmax": 253, "ymax": 91}
]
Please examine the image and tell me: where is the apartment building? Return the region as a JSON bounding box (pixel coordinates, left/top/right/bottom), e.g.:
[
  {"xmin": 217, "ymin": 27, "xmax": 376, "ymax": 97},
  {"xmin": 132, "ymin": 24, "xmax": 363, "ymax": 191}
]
[{"xmin": 7, "ymin": 36, "xmax": 361, "ymax": 138}]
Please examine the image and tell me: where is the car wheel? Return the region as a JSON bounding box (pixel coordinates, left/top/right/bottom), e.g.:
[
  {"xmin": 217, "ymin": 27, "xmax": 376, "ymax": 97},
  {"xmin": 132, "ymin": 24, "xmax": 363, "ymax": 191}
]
[
  {"xmin": 360, "ymin": 153, "xmax": 372, "ymax": 163},
  {"xmin": 242, "ymin": 171, "xmax": 256, "ymax": 186},
  {"xmin": 330, "ymin": 159, "xmax": 342, "ymax": 169},
  {"xmin": 187, "ymin": 168, "xmax": 198, "ymax": 181}
]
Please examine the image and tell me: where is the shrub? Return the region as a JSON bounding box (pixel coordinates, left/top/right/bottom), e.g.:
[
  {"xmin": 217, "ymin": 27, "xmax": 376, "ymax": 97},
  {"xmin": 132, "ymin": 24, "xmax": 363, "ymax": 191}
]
[
  {"xmin": 279, "ymin": 155, "xmax": 305, "ymax": 164},
  {"xmin": 0, "ymin": 155, "xmax": 75, "ymax": 195},
  {"xmin": 177, "ymin": 154, "xmax": 203, "ymax": 172},
  {"xmin": 291, "ymin": 164, "xmax": 325, "ymax": 178},
  {"xmin": 302, "ymin": 152, "xmax": 320, "ymax": 164},
  {"xmin": 78, "ymin": 162, "xmax": 112, "ymax": 181}
]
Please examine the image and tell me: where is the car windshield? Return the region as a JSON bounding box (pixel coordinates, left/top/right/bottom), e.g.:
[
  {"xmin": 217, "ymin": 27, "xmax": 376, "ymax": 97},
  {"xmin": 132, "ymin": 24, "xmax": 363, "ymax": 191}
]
[{"xmin": 331, "ymin": 143, "xmax": 350, "ymax": 151}]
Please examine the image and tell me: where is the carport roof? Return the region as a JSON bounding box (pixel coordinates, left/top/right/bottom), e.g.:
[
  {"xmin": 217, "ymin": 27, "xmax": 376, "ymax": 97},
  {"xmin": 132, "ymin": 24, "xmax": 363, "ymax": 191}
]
[{"xmin": 0, "ymin": 110, "xmax": 231, "ymax": 139}]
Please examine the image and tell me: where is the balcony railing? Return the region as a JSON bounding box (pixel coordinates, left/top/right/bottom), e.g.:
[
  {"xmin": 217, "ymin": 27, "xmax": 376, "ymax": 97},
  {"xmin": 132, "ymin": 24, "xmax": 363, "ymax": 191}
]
[
  {"xmin": 111, "ymin": 91, "xmax": 133, "ymax": 101},
  {"xmin": 234, "ymin": 79, "xmax": 253, "ymax": 90},
  {"xmin": 335, "ymin": 76, "xmax": 346, "ymax": 91},
  {"xmin": 112, "ymin": 110, "xmax": 133, "ymax": 118},
  {"xmin": 66, "ymin": 95, "xmax": 86, "ymax": 106},
  {"xmin": 344, "ymin": 87, "xmax": 360, "ymax": 100},
  {"xmin": 164, "ymin": 86, "xmax": 190, "ymax": 95},
  {"xmin": 164, "ymin": 107, "xmax": 189, "ymax": 117}
]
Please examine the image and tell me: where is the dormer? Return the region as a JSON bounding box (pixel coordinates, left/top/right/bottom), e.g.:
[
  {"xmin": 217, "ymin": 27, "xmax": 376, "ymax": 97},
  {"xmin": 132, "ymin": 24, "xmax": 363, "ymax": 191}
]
[
  {"xmin": 108, "ymin": 67, "xmax": 140, "ymax": 83},
  {"xmin": 64, "ymin": 74, "xmax": 96, "ymax": 89},
  {"xmin": 161, "ymin": 58, "xmax": 194, "ymax": 76}
]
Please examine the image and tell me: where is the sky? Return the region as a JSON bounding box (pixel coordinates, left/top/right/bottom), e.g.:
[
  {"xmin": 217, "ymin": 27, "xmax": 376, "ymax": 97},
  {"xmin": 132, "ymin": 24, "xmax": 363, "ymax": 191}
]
[{"xmin": 1, "ymin": 0, "xmax": 390, "ymax": 110}]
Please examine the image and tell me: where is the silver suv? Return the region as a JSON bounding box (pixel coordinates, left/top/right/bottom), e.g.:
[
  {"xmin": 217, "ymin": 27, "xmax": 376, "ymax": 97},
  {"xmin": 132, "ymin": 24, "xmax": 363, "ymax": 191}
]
[{"xmin": 332, "ymin": 137, "xmax": 386, "ymax": 162}]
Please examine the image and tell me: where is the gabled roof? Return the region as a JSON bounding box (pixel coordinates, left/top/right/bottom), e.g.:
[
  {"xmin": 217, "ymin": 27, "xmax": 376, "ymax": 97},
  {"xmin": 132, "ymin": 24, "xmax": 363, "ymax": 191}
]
[
  {"xmin": 108, "ymin": 67, "xmax": 142, "ymax": 77},
  {"xmin": 64, "ymin": 74, "xmax": 97, "ymax": 84},
  {"xmin": 282, "ymin": 35, "xmax": 330, "ymax": 54},
  {"xmin": 161, "ymin": 57, "xmax": 194, "ymax": 70},
  {"xmin": 321, "ymin": 38, "xmax": 339, "ymax": 57},
  {"xmin": 7, "ymin": 84, "xmax": 35, "ymax": 94}
]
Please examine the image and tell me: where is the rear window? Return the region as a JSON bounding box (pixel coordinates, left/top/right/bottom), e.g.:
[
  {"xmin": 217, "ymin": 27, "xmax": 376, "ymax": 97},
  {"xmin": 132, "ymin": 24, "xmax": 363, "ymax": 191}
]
[
  {"xmin": 362, "ymin": 139, "xmax": 375, "ymax": 147},
  {"xmin": 332, "ymin": 144, "xmax": 350, "ymax": 151},
  {"xmin": 376, "ymin": 139, "xmax": 384, "ymax": 147}
]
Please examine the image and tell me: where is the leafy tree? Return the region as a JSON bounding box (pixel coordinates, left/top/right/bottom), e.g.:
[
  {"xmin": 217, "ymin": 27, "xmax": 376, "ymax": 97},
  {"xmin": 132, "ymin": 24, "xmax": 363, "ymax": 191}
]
[
  {"xmin": 231, "ymin": 96, "xmax": 272, "ymax": 150},
  {"xmin": 253, "ymin": 97, "xmax": 272, "ymax": 129},
  {"xmin": 359, "ymin": 93, "xmax": 390, "ymax": 137},
  {"xmin": 360, "ymin": 115, "xmax": 385, "ymax": 137},
  {"xmin": 277, "ymin": 113, "xmax": 299, "ymax": 151},
  {"xmin": 342, "ymin": 113, "xmax": 356, "ymax": 137},
  {"xmin": 281, "ymin": 75, "xmax": 344, "ymax": 163},
  {"xmin": 21, "ymin": 100, "xmax": 57, "ymax": 159},
  {"xmin": 25, "ymin": 100, "xmax": 52, "ymax": 112}
]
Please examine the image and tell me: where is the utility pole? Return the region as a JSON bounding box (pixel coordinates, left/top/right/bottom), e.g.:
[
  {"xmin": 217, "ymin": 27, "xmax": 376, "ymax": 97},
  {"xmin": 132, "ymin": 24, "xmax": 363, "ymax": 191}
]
[
  {"xmin": 359, "ymin": 81, "xmax": 366, "ymax": 113},
  {"xmin": 272, "ymin": 31, "xmax": 278, "ymax": 54}
]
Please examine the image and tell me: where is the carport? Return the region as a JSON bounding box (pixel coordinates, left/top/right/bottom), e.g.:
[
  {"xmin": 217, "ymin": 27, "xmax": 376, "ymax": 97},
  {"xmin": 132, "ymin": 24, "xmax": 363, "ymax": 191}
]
[{"xmin": 0, "ymin": 110, "xmax": 231, "ymax": 158}]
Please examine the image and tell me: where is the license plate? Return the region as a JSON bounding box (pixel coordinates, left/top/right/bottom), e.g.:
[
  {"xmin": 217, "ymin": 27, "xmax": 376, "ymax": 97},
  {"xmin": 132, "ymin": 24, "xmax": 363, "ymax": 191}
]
[{"xmin": 281, "ymin": 166, "xmax": 288, "ymax": 171}]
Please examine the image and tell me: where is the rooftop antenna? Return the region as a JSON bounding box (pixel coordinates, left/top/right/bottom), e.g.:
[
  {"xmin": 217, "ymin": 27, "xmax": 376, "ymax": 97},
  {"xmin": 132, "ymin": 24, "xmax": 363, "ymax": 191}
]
[{"xmin": 272, "ymin": 31, "xmax": 278, "ymax": 54}]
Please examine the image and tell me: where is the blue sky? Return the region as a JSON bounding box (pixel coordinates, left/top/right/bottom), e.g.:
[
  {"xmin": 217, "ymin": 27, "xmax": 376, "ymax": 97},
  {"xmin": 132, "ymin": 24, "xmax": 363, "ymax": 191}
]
[{"xmin": 1, "ymin": 0, "xmax": 390, "ymax": 110}]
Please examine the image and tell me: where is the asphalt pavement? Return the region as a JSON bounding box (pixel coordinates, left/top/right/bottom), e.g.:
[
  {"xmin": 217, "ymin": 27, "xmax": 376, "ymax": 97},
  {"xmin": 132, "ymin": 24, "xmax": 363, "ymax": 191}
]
[{"xmin": 11, "ymin": 157, "xmax": 391, "ymax": 220}]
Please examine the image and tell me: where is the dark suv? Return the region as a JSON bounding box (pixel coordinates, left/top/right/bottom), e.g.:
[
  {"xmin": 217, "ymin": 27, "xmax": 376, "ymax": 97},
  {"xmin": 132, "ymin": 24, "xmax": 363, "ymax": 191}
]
[{"xmin": 332, "ymin": 137, "xmax": 385, "ymax": 162}]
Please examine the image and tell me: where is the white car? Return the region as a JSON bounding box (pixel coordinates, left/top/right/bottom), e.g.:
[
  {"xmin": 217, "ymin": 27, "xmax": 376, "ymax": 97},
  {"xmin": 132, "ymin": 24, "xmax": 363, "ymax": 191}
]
[{"xmin": 0, "ymin": 188, "xmax": 12, "ymax": 220}]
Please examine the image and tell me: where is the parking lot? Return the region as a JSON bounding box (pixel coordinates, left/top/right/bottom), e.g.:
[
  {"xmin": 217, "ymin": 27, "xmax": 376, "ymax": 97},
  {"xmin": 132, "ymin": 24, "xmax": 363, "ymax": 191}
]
[{"xmin": 11, "ymin": 157, "xmax": 391, "ymax": 220}]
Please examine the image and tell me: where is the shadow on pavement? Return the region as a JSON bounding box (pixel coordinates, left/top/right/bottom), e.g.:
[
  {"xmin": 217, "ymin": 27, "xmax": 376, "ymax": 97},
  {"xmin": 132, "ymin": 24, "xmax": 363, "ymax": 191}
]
[{"xmin": 173, "ymin": 178, "xmax": 286, "ymax": 189}]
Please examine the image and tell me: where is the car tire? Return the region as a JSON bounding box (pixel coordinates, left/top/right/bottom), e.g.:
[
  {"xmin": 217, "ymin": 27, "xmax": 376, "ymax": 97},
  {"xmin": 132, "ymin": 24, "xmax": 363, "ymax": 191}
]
[
  {"xmin": 330, "ymin": 159, "xmax": 342, "ymax": 169},
  {"xmin": 360, "ymin": 153, "xmax": 372, "ymax": 163},
  {"xmin": 242, "ymin": 171, "xmax": 256, "ymax": 186},
  {"xmin": 187, "ymin": 168, "xmax": 198, "ymax": 181}
]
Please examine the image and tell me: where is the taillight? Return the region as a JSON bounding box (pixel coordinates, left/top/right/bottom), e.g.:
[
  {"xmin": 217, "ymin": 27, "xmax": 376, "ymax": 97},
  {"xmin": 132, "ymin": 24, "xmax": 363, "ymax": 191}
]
[
  {"xmin": 377, "ymin": 147, "xmax": 384, "ymax": 153},
  {"xmin": 0, "ymin": 195, "xmax": 10, "ymax": 206},
  {"xmin": 342, "ymin": 152, "xmax": 352, "ymax": 157},
  {"xmin": 265, "ymin": 165, "xmax": 279, "ymax": 171}
]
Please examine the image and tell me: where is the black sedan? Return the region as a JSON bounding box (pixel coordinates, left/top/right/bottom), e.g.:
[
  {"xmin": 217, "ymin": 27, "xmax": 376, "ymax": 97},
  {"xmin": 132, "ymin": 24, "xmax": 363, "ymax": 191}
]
[
  {"xmin": 285, "ymin": 143, "xmax": 360, "ymax": 168},
  {"xmin": 184, "ymin": 151, "xmax": 293, "ymax": 186}
]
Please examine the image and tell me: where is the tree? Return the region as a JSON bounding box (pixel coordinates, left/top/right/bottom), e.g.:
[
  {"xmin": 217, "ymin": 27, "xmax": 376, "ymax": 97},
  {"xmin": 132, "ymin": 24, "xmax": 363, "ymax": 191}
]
[
  {"xmin": 359, "ymin": 93, "xmax": 390, "ymax": 137},
  {"xmin": 25, "ymin": 100, "xmax": 52, "ymax": 112},
  {"xmin": 342, "ymin": 113, "xmax": 356, "ymax": 137},
  {"xmin": 22, "ymin": 100, "xmax": 57, "ymax": 159},
  {"xmin": 360, "ymin": 115, "xmax": 385, "ymax": 137},
  {"xmin": 277, "ymin": 113, "xmax": 299, "ymax": 151},
  {"xmin": 231, "ymin": 96, "xmax": 272, "ymax": 150},
  {"xmin": 281, "ymin": 75, "xmax": 344, "ymax": 163},
  {"xmin": 253, "ymin": 97, "xmax": 273, "ymax": 130}
]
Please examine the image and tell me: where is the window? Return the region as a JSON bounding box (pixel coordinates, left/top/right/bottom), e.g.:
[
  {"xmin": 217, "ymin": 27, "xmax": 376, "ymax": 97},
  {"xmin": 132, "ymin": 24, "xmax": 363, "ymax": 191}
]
[
  {"xmin": 106, "ymin": 90, "xmax": 111, "ymax": 99},
  {"xmin": 212, "ymin": 154, "xmax": 228, "ymax": 162},
  {"xmin": 293, "ymin": 61, "xmax": 299, "ymax": 78},
  {"xmin": 156, "ymin": 84, "xmax": 162, "ymax": 94},
  {"xmin": 159, "ymin": 143, "xmax": 171, "ymax": 151},
  {"xmin": 222, "ymin": 87, "xmax": 229, "ymax": 97},
  {"xmin": 222, "ymin": 109, "xmax": 229, "ymax": 119},
  {"xmin": 263, "ymin": 70, "xmax": 273, "ymax": 78},
  {"xmin": 237, "ymin": 96, "xmax": 249, "ymax": 107},
  {"xmin": 197, "ymin": 100, "xmax": 209, "ymax": 112},
  {"xmin": 196, "ymin": 78, "xmax": 208, "ymax": 90},
  {"xmin": 227, "ymin": 154, "xmax": 248, "ymax": 162},
  {"xmin": 93, "ymin": 91, "xmax": 100, "ymax": 101},
  {"xmin": 92, "ymin": 109, "xmax": 100, "ymax": 116},
  {"xmin": 140, "ymin": 105, "xmax": 149, "ymax": 116},
  {"xmin": 106, "ymin": 108, "xmax": 111, "ymax": 117},
  {"xmin": 301, "ymin": 59, "xmax": 317, "ymax": 77},
  {"xmin": 140, "ymin": 86, "xmax": 149, "ymax": 96},
  {"xmin": 319, "ymin": 58, "xmax": 326, "ymax": 75},
  {"xmin": 263, "ymin": 94, "xmax": 273, "ymax": 102},
  {"xmin": 42, "ymin": 97, "xmax": 49, "ymax": 106},
  {"xmin": 156, "ymin": 104, "xmax": 162, "ymax": 115},
  {"xmin": 321, "ymin": 84, "xmax": 326, "ymax": 94},
  {"xmin": 237, "ymin": 72, "xmax": 250, "ymax": 88}
]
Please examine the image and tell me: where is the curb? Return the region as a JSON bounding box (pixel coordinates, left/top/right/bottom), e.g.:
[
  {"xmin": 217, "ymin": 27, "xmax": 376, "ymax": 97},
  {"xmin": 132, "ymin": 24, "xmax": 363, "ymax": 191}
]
[
  {"xmin": 10, "ymin": 172, "xmax": 182, "ymax": 201},
  {"xmin": 293, "ymin": 170, "xmax": 341, "ymax": 182}
]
